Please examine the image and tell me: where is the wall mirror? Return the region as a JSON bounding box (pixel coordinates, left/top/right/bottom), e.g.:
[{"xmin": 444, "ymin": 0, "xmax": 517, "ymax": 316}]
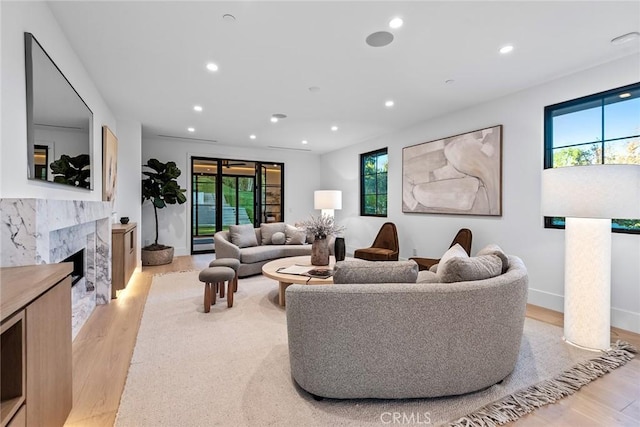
[{"xmin": 25, "ymin": 32, "xmax": 93, "ymax": 189}]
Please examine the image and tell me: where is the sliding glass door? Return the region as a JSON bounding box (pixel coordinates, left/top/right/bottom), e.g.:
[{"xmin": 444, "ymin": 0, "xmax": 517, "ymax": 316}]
[{"xmin": 191, "ymin": 157, "xmax": 284, "ymax": 254}]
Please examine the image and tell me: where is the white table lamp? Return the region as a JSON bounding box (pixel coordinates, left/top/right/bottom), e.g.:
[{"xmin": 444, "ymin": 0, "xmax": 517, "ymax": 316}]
[
  {"xmin": 314, "ymin": 190, "xmax": 342, "ymax": 218},
  {"xmin": 541, "ymin": 164, "xmax": 640, "ymax": 351}
]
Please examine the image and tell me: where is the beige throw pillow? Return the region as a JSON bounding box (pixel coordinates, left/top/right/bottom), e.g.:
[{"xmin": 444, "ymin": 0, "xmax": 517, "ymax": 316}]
[
  {"xmin": 437, "ymin": 254, "xmax": 503, "ymax": 283},
  {"xmin": 435, "ymin": 243, "xmax": 468, "ymax": 281},
  {"xmin": 229, "ymin": 224, "xmax": 258, "ymax": 248},
  {"xmin": 476, "ymin": 243, "xmax": 509, "ymax": 274},
  {"xmin": 285, "ymin": 224, "xmax": 306, "ymax": 245},
  {"xmin": 260, "ymin": 223, "xmax": 285, "ymax": 245}
]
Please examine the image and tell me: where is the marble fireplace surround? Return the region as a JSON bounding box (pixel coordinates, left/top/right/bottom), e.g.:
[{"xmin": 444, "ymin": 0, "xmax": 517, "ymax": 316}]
[{"xmin": 1, "ymin": 198, "xmax": 112, "ymax": 339}]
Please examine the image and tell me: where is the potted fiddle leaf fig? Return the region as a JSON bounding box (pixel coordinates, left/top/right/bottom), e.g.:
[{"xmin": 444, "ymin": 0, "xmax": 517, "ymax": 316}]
[{"xmin": 141, "ymin": 158, "xmax": 187, "ymax": 265}]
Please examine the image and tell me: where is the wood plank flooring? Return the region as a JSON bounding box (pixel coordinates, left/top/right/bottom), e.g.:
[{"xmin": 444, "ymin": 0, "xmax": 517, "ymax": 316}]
[{"xmin": 64, "ymin": 255, "xmax": 640, "ymax": 426}]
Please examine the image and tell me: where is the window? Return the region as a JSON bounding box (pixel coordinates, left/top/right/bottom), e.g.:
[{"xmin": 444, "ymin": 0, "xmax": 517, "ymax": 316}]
[
  {"xmin": 544, "ymin": 82, "xmax": 640, "ymax": 233},
  {"xmin": 360, "ymin": 148, "xmax": 388, "ymax": 216}
]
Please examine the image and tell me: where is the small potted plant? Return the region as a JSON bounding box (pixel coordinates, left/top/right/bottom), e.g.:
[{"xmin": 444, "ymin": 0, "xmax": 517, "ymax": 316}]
[
  {"xmin": 141, "ymin": 158, "xmax": 187, "ymax": 265},
  {"xmin": 301, "ymin": 214, "xmax": 345, "ymax": 266}
]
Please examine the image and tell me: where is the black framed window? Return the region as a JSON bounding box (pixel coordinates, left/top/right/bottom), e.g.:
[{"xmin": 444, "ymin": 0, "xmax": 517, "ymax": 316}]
[
  {"xmin": 544, "ymin": 82, "xmax": 640, "ymax": 233},
  {"xmin": 360, "ymin": 148, "xmax": 388, "ymax": 216}
]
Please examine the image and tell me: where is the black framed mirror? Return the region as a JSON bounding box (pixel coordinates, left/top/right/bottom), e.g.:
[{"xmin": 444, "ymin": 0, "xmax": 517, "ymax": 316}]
[{"xmin": 25, "ymin": 32, "xmax": 93, "ymax": 189}]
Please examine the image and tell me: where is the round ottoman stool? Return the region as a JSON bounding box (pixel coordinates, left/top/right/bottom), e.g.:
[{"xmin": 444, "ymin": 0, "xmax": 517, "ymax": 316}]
[
  {"xmin": 199, "ymin": 266, "xmax": 235, "ymax": 312},
  {"xmin": 209, "ymin": 258, "xmax": 240, "ymax": 294}
]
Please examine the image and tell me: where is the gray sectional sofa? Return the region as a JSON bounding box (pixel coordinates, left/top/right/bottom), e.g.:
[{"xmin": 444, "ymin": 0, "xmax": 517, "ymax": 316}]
[
  {"xmin": 286, "ymin": 255, "xmax": 528, "ymax": 399},
  {"xmin": 214, "ymin": 223, "xmax": 334, "ymax": 277}
]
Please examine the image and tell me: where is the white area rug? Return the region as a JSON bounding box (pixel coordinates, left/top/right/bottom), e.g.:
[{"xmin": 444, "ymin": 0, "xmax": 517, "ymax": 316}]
[{"xmin": 115, "ymin": 271, "xmax": 635, "ymax": 426}]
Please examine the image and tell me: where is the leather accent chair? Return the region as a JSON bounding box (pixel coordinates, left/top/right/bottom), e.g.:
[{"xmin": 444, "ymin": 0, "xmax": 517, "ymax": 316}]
[
  {"xmin": 353, "ymin": 222, "xmax": 399, "ymax": 261},
  {"xmin": 410, "ymin": 228, "xmax": 473, "ymax": 271}
]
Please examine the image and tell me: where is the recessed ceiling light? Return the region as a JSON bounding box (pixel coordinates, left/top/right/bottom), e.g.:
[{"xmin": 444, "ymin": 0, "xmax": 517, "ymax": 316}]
[
  {"xmin": 270, "ymin": 117, "xmax": 278, "ymax": 123},
  {"xmin": 385, "ymin": 100, "xmax": 395, "ymax": 108},
  {"xmin": 193, "ymin": 105, "xmax": 203, "ymax": 112},
  {"xmin": 619, "ymin": 93, "xmax": 632, "ymax": 98},
  {"xmin": 250, "ymin": 134, "xmax": 257, "ymax": 139},
  {"xmin": 301, "ymin": 140, "xmax": 308, "ymax": 145},
  {"xmin": 206, "ymin": 62, "xmax": 219, "ymax": 72},
  {"xmin": 187, "ymin": 127, "xmax": 195, "ymax": 132},
  {"xmin": 331, "ymin": 126, "xmax": 338, "ymax": 131},
  {"xmin": 445, "ymin": 79, "xmax": 455, "ymax": 84},
  {"xmin": 308, "ymin": 86, "xmax": 321, "ymax": 93},
  {"xmin": 499, "ymin": 45, "xmax": 514, "ymax": 54},
  {"xmin": 222, "ymin": 14, "xmax": 236, "ymax": 22},
  {"xmin": 389, "ymin": 17, "xmax": 403, "ymax": 29},
  {"xmin": 611, "ymin": 32, "xmax": 640, "ymax": 45},
  {"xmin": 273, "ymin": 113, "xmax": 287, "ymax": 119},
  {"xmin": 366, "ymin": 31, "xmax": 394, "ymax": 47}
]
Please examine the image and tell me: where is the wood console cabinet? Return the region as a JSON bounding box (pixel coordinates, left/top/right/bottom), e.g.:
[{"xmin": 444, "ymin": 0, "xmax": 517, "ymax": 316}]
[
  {"xmin": 0, "ymin": 264, "xmax": 73, "ymax": 427},
  {"xmin": 112, "ymin": 222, "xmax": 137, "ymax": 298}
]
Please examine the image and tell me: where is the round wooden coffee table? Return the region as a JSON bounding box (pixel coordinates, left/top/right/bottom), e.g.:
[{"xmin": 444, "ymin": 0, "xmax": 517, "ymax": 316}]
[{"xmin": 262, "ymin": 255, "xmax": 346, "ymax": 306}]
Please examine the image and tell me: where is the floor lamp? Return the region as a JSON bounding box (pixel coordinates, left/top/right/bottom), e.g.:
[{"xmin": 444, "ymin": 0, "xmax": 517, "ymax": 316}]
[
  {"xmin": 541, "ymin": 164, "xmax": 640, "ymax": 351},
  {"xmin": 314, "ymin": 190, "xmax": 342, "ymax": 218}
]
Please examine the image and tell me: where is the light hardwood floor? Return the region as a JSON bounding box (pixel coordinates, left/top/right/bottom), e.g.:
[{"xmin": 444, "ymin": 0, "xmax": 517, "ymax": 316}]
[{"xmin": 64, "ymin": 255, "xmax": 639, "ymax": 426}]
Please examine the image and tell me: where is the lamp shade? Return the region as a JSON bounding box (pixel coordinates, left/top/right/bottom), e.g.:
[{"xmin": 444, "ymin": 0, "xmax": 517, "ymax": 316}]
[
  {"xmin": 541, "ymin": 164, "xmax": 640, "ymax": 219},
  {"xmin": 314, "ymin": 190, "xmax": 342, "ymax": 210}
]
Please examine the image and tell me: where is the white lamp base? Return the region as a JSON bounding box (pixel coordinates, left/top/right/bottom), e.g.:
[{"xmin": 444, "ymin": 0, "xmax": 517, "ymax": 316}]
[
  {"xmin": 321, "ymin": 209, "xmax": 335, "ymax": 218},
  {"xmin": 563, "ymin": 217, "xmax": 611, "ymax": 351}
]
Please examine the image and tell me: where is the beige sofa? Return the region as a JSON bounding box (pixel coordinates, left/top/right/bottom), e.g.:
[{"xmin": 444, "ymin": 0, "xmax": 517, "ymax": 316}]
[
  {"xmin": 214, "ymin": 223, "xmax": 334, "ymax": 277},
  {"xmin": 286, "ymin": 255, "xmax": 528, "ymax": 399}
]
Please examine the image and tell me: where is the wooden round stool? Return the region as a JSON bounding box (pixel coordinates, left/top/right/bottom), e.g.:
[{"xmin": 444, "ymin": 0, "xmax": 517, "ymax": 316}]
[
  {"xmin": 199, "ymin": 266, "xmax": 235, "ymax": 312},
  {"xmin": 209, "ymin": 258, "xmax": 240, "ymax": 294}
]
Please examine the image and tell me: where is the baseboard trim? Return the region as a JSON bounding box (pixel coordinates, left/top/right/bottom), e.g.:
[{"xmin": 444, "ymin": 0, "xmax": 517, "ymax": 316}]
[{"xmin": 528, "ymin": 288, "xmax": 640, "ymax": 334}]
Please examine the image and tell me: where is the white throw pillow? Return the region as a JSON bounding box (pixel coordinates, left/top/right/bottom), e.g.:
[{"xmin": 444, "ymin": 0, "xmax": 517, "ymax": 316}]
[
  {"xmin": 229, "ymin": 224, "xmax": 258, "ymax": 248},
  {"xmin": 271, "ymin": 231, "xmax": 286, "ymax": 245},
  {"xmin": 260, "ymin": 222, "xmax": 285, "ymax": 245},
  {"xmin": 285, "ymin": 224, "xmax": 306, "ymax": 245},
  {"xmin": 436, "ymin": 243, "xmax": 468, "ymax": 281}
]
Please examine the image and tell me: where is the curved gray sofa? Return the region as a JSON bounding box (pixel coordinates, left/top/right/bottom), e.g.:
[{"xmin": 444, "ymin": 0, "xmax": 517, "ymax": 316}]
[
  {"xmin": 215, "ymin": 228, "xmax": 335, "ymax": 277},
  {"xmin": 285, "ymin": 256, "xmax": 528, "ymax": 399}
]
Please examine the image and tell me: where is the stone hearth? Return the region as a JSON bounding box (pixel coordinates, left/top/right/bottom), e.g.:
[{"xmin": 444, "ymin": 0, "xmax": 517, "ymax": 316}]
[{"xmin": 1, "ymin": 198, "xmax": 112, "ymax": 339}]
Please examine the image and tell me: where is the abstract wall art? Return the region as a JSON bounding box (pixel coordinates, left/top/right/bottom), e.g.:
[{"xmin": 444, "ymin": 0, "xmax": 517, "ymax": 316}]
[{"xmin": 402, "ymin": 125, "xmax": 502, "ymax": 216}]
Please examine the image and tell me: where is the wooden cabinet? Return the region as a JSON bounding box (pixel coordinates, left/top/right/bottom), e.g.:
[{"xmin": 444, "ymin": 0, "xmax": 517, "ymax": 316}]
[
  {"xmin": 0, "ymin": 264, "xmax": 73, "ymax": 427},
  {"xmin": 112, "ymin": 222, "xmax": 137, "ymax": 298}
]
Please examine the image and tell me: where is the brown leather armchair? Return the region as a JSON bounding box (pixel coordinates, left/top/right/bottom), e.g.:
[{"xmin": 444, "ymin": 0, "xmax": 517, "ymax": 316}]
[
  {"xmin": 409, "ymin": 228, "xmax": 472, "ymax": 271},
  {"xmin": 353, "ymin": 222, "xmax": 399, "ymax": 261}
]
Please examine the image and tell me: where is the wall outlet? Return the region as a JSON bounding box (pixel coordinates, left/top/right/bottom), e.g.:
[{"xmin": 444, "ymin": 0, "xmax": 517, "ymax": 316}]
[{"xmin": 412, "ymin": 248, "xmax": 417, "ymax": 256}]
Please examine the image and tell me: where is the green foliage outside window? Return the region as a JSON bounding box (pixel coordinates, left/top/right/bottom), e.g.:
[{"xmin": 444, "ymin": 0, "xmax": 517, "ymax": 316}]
[{"xmin": 361, "ymin": 148, "xmax": 388, "ymax": 216}]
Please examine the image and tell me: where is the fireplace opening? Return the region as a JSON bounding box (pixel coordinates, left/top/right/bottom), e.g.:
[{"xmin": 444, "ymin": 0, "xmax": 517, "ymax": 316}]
[{"xmin": 61, "ymin": 249, "xmax": 85, "ymax": 286}]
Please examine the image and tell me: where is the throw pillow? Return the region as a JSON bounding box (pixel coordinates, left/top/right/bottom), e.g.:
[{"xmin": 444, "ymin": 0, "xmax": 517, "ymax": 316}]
[
  {"xmin": 333, "ymin": 260, "xmax": 418, "ymax": 284},
  {"xmin": 476, "ymin": 243, "xmax": 509, "ymax": 274},
  {"xmin": 260, "ymin": 222, "xmax": 285, "ymax": 245},
  {"xmin": 285, "ymin": 224, "xmax": 306, "ymax": 245},
  {"xmin": 229, "ymin": 224, "xmax": 258, "ymax": 248},
  {"xmin": 271, "ymin": 231, "xmax": 286, "ymax": 245},
  {"xmin": 435, "ymin": 243, "xmax": 468, "ymax": 281},
  {"xmin": 417, "ymin": 270, "xmax": 439, "ymax": 284},
  {"xmin": 437, "ymin": 254, "xmax": 502, "ymax": 283}
]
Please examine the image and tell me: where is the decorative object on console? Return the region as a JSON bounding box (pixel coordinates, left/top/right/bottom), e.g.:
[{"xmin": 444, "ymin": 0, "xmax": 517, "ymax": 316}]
[
  {"xmin": 141, "ymin": 158, "xmax": 187, "ymax": 265},
  {"xmin": 314, "ymin": 190, "xmax": 342, "ymax": 218},
  {"xmin": 102, "ymin": 126, "xmax": 118, "ymax": 202},
  {"xmin": 302, "ymin": 215, "xmax": 345, "ymax": 266},
  {"xmin": 403, "ymin": 125, "xmax": 502, "ymax": 216},
  {"xmin": 542, "ymin": 164, "xmax": 640, "ymax": 351},
  {"xmin": 120, "ymin": 216, "xmax": 129, "ymax": 224}
]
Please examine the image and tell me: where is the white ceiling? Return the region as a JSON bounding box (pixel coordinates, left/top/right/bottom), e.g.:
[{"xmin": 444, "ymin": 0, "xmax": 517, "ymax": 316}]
[{"xmin": 47, "ymin": 1, "xmax": 640, "ymax": 153}]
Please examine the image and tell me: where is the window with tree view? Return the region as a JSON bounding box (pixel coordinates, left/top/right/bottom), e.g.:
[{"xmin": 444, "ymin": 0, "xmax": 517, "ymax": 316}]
[
  {"xmin": 544, "ymin": 82, "xmax": 640, "ymax": 233},
  {"xmin": 361, "ymin": 148, "xmax": 388, "ymax": 216}
]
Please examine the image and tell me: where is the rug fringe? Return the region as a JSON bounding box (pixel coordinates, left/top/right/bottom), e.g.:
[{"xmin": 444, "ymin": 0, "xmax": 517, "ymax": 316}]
[{"xmin": 447, "ymin": 341, "xmax": 637, "ymax": 427}]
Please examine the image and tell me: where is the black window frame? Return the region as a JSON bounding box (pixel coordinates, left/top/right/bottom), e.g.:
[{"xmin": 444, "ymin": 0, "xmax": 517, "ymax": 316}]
[
  {"xmin": 543, "ymin": 82, "xmax": 640, "ymax": 234},
  {"xmin": 360, "ymin": 148, "xmax": 388, "ymax": 217}
]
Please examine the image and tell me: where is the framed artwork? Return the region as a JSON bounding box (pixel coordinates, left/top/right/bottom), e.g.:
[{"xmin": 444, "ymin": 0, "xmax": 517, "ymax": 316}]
[
  {"xmin": 102, "ymin": 126, "xmax": 118, "ymax": 203},
  {"xmin": 402, "ymin": 125, "xmax": 502, "ymax": 216}
]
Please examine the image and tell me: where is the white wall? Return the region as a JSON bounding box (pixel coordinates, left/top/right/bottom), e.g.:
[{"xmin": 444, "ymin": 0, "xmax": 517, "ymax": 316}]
[
  {"xmin": 321, "ymin": 54, "xmax": 640, "ymax": 333},
  {"xmin": 141, "ymin": 138, "xmax": 323, "ymax": 255},
  {"xmin": 114, "ymin": 119, "xmax": 142, "ymax": 269},
  {"xmin": 0, "ymin": 1, "xmax": 116, "ymax": 200}
]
